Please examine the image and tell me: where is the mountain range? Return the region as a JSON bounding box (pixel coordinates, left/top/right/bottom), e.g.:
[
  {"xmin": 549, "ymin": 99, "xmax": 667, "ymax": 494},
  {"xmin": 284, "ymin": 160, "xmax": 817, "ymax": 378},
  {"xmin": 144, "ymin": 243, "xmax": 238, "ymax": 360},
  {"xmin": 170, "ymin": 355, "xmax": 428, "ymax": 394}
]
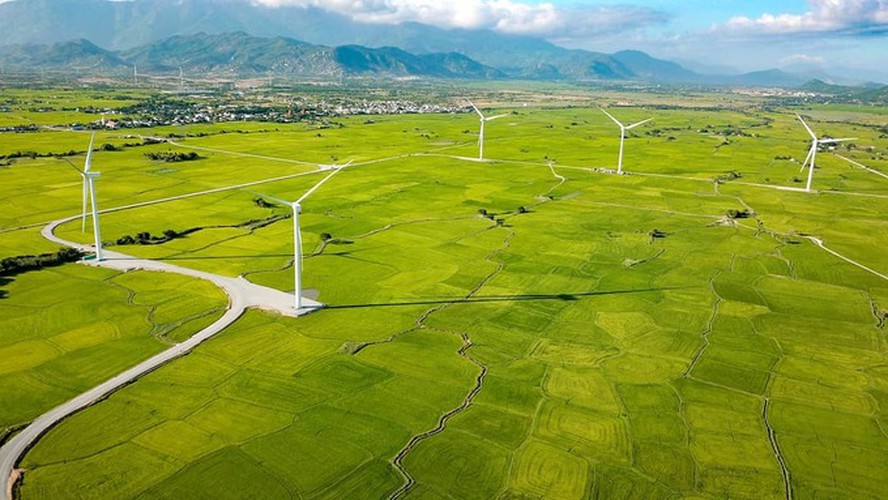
[
  {"xmin": 0, "ymin": 34, "xmax": 509, "ymax": 80},
  {"xmin": 0, "ymin": 0, "xmax": 883, "ymax": 87}
]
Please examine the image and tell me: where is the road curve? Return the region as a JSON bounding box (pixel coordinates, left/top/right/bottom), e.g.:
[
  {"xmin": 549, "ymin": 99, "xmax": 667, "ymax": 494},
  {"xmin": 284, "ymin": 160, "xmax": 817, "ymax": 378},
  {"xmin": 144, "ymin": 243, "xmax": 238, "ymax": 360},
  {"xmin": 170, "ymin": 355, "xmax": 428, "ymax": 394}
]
[{"xmin": 1, "ymin": 216, "xmax": 320, "ymax": 500}]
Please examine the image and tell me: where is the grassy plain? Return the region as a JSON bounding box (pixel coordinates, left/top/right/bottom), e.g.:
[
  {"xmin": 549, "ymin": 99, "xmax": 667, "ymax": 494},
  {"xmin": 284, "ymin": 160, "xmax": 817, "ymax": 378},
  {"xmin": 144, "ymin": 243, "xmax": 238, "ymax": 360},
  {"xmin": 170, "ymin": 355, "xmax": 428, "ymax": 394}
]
[{"xmin": 1, "ymin": 86, "xmax": 886, "ymax": 499}]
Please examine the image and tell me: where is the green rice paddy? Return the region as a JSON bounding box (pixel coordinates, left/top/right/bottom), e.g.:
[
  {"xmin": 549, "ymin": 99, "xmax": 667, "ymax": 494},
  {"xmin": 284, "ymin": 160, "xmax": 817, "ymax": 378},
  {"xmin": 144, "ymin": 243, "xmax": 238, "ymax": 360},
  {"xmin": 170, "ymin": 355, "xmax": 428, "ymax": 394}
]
[{"xmin": 1, "ymin": 87, "xmax": 886, "ymax": 499}]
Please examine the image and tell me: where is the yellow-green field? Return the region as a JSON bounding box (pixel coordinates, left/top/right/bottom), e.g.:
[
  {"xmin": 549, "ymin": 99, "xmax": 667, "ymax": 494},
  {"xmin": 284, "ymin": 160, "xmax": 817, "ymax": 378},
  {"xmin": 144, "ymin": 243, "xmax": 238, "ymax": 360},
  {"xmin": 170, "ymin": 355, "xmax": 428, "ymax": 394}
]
[{"xmin": 1, "ymin": 87, "xmax": 886, "ymax": 499}]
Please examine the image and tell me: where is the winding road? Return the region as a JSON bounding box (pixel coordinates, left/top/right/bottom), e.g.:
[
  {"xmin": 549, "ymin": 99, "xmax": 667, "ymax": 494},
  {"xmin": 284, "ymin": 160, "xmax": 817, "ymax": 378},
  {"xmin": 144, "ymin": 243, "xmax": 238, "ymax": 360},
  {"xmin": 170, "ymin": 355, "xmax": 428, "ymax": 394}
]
[{"xmin": 1, "ymin": 215, "xmax": 321, "ymax": 500}]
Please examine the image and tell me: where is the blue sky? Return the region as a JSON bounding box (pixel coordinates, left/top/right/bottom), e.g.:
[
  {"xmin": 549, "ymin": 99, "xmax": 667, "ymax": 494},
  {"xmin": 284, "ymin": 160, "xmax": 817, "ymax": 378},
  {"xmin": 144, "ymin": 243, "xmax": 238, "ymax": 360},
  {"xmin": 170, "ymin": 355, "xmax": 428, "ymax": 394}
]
[
  {"xmin": 254, "ymin": 0, "xmax": 886, "ymax": 79},
  {"xmin": 541, "ymin": 0, "xmax": 886, "ymax": 76}
]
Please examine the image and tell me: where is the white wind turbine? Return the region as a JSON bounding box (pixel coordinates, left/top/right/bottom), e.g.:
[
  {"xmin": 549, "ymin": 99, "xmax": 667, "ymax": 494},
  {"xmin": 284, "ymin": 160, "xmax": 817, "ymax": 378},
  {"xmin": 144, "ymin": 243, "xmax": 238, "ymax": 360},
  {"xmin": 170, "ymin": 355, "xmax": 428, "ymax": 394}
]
[
  {"xmin": 257, "ymin": 161, "xmax": 351, "ymax": 311},
  {"xmin": 468, "ymin": 100, "xmax": 509, "ymax": 161},
  {"xmin": 600, "ymin": 108, "xmax": 652, "ymax": 174},
  {"xmin": 796, "ymin": 114, "xmax": 857, "ymax": 192},
  {"xmin": 61, "ymin": 132, "xmax": 103, "ymax": 261}
]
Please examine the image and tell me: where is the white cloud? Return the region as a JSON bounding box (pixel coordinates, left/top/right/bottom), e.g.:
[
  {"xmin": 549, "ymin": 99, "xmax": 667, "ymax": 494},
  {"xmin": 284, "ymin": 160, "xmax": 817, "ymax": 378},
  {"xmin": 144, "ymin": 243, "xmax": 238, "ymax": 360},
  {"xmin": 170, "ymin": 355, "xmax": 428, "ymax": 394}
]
[
  {"xmin": 780, "ymin": 53, "xmax": 826, "ymax": 65},
  {"xmin": 250, "ymin": 0, "xmax": 666, "ymax": 38},
  {"xmin": 721, "ymin": 0, "xmax": 888, "ymax": 35}
]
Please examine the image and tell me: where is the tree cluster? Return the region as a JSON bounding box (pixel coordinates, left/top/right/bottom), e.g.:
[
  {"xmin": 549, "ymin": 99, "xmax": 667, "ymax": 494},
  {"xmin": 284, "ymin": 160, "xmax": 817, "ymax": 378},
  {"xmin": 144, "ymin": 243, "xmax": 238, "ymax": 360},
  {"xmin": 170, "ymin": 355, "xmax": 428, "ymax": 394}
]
[
  {"xmin": 0, "ymin": 248, "xmax": 84, "ymax": 276},
  {"xmin": 714, "ymin": 171, "xmax": 743, "ymax": 184},
  {"xmin": 116, "ymin": 230, "xmax": 182, "ymax": 246},
  {"xmin": 144, "ymin": 151, "xmax": 202, "ymax": 162},
  {"xmin": 0, "ymin": 150, "xmax": 81, "ymax": 161},
  {"xmin": 725, "ymin": 209, "xmax": 752, "ymax": 219}
]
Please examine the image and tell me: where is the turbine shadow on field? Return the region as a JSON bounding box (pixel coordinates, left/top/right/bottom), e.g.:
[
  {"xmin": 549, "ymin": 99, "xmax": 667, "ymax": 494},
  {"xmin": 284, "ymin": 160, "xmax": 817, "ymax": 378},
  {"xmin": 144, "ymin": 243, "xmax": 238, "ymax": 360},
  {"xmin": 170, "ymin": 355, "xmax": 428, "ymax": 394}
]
[
  {"xmin": 122, "ymin": 250, "xmax": 371, "ymax": 262},
  {"xmin": 108, "ymin": 254, "xmax": 295, "ymax": 262},
  {"xmin": 327, "ymin": 287, "xmax": 684, "ymax": 310}
]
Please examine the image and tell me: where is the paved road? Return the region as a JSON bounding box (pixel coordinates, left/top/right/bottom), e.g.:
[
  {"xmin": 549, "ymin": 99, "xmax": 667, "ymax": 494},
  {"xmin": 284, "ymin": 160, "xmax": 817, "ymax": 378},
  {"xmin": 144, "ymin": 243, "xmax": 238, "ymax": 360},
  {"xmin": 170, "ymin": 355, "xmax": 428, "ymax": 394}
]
[{"xmin": 1, "ymin": 216, "xmax": 321, "ymax": 500}]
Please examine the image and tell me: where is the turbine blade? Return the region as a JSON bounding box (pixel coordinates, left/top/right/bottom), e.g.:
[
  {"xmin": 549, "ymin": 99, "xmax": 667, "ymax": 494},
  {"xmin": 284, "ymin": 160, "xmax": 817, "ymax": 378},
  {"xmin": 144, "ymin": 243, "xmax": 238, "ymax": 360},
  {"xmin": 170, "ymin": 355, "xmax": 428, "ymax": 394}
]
[
  {"xmin": 84, "ymin": 131, "xmax": 96, "ymax": 172},
  {"xmin": 250, "ymin": 190, "xmax": 292, "ymax": 207},
  {"xmin": 485, "ymin": 114, "xmax": 509, "ymax": 121},
  {"xmin": 796, "ymin": 114, "xmax": 817, "ymax": 140},
  {"xmin": 600, "ymin": 108, "xmax": 623, "ymax": 128},
  {"xmin": 818, "ymin": 137, "xmax": 857, "ymax": 144},
  {"xmin": 59, "ymin": 157, "xmax": 85, "ymax": 174},
  {"xmin": 297, "ymin": 163, "xmax": 348, "ymax": 205},
  {"xmin": 626, "ymin": 118, "xmax": 653, "ymax": 130},
  {"xmin": 466, "ymin": 99, "xmax": 483, "ymax": 118},
  {"xmin": 800, "ymin": 144, "xmax": 815, "ymax": 172},
  {"xmin": 81, "ymin": 179, "xmax": 88, "ymax": 232}
]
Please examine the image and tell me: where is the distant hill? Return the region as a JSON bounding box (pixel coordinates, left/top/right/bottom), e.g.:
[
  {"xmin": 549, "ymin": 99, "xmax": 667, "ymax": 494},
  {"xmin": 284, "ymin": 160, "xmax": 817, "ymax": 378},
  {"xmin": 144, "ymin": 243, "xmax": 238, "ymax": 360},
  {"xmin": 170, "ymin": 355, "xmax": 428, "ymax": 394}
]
[
  {"xmin": 798, "ymin": 79, "xmax": 858, "ymax": 95},
  {"xmin": 857, "ymin": 86, "xmax": 888, "ymax": 104},
  {"xmin": 0, "ymin": 33, "xmax": 505, "ymax": 80},
  {"xmin": 611, "ymin": 50, "xmax": 699, "ymax": 82},
  {"xmin": 723, "ymin": 69, "xmax": 807, "ymax": 88},
  {"xmin": 0, "ymin": 39, "xmax": 127, "ymax": 70}
]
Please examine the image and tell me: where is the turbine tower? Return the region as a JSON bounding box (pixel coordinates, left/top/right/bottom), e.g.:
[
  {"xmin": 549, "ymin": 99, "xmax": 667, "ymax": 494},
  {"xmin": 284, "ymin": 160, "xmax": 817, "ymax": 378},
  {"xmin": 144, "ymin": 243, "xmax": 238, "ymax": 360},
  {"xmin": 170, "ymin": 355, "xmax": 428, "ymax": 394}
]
[
  {"xmin": 257, "ymin": 161, "xmax": 352, "ymax": 312},
  {"xmin": 796, "ymin": 114, "xmax": 857, "ymax": 192},
  {"xmin": 81, "ymin": 132, "xmax": 96, "ymax": 232},
  {"xmin": 600, "ymin": 109, "xmax": 652, "ymax": 174},
  {"xmin": 62, "ymin": 132, "xmax": 103, "ymax": 261},
  {"xmin": 468, "ymin": 100, "xmax": 508, "ymax": 161}
]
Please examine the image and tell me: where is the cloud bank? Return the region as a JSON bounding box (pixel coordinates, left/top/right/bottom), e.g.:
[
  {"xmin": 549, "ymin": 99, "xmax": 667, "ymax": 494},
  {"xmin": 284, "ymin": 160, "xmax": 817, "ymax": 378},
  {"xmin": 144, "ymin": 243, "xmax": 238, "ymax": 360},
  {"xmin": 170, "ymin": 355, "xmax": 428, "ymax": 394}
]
[
  {"xmin": 722, "ymin": 0, "xmax": 888, "ymax": 35},
  {"xmin": 250, "ymin": 0, "xmax": 667, "ymax": 38}
]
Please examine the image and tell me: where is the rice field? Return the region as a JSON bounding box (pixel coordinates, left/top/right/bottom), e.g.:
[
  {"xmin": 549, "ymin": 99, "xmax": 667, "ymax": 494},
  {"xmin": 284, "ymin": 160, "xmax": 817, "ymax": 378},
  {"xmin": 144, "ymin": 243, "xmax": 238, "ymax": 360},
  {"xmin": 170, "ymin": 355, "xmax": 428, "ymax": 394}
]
[{"xmin": 1, "ymin": 87, "xmax": 886, "ymax": 499}]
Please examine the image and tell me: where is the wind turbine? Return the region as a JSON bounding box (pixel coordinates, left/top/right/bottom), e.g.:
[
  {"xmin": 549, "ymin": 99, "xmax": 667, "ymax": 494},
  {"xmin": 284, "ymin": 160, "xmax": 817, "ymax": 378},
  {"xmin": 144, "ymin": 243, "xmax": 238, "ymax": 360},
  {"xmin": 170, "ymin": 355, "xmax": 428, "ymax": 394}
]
[
  {"xmin": 61, "ymin": 132, "xmax": 103, "ymax": 261},
  {"xmin": 600, "ymin": 109, "xmax": 652, "ymax": 174},
  {"xmin": 256, "ymin": 161, "xmax": 351, "ymax": 311},
  {"xmin": 468, "ymin": 100, "xmax": 508, "ymax": 161},
  {"xmin": 796, "ymin": 114, "xmax": 857, "ymax": 192}
]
